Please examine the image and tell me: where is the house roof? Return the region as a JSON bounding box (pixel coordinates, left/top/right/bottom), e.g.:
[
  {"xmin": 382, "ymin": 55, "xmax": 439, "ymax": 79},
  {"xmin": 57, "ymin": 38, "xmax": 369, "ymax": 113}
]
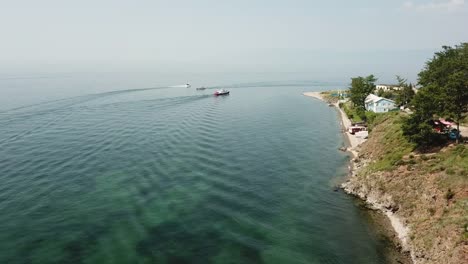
[
  {"xmin": 365, "ymin": 94, "xmax": 381, "ymax": 103},
  {"xmin": 365, "ymin": 94, "xmax": 395, "ymax": 104},
  {"xmin": 375, "ymin": 97, "xmax": 395, "ymax": 103}
]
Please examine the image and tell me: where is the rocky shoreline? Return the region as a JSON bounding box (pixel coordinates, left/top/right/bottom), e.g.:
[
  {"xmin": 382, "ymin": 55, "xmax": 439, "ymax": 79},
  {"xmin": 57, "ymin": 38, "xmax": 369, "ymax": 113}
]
[
  {"xmin": 341, "ymin": 157, "xmax": 415, "ymax": 263},
  {"xmin": 304, "ymin": 92, "xmax": 415, "ymax": 263}
]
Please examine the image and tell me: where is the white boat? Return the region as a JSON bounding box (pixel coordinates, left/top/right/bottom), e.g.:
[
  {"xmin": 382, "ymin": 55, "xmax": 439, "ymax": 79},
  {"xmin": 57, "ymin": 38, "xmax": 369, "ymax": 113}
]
[
  {"xmin": 185, "ymin": 83, "xmax": 191, "ymax": 88},
  {"xmin": 214, "ymin": 89, "xmax": 230, "ymax": 96}
]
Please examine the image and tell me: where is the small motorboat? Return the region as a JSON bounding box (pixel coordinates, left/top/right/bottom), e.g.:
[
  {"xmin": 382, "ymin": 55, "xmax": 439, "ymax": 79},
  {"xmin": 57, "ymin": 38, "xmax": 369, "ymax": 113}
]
[
  {"xmin": 185, "ymin": 83, "xmax": 191, "ymax": 88},
  {"xmin": 196, "ymin": 87, "xmax": 207, "ymax": 90},
  {"xmin": 214, "ymin": 89, "xmax": 230, "ymax": 96}
]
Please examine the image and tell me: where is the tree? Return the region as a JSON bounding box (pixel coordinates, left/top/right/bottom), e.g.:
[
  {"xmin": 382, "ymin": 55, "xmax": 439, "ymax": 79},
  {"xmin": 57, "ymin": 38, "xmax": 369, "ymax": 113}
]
[
  {"xmin": 403, "ymin": 43, "xmax": 468, "ymax": 146},
  {"xmin": 418, "ymin": 43, "xmax": 468, "ymax": 142},
  {"xmin": 376, "ymin": 87, "xmax": 397, "ymax": 100},
  {"xmin": 402, "ymin": 114, "xmax": 438, "ymax": 148},
  {"xmin": 402, "ymin": 87, "xmax": 440, "ymax": 147},
  {"xmin": 377, "ymin": 88, "xmax": 385, "ymax": 97},
  {"xmin": 349, "ymin": 75, "xmax": 377, "ymax": 111},
  {"xmin": 382, "ymin": 90, "xmax": 397, "ymax": 100},
  {"xmin": 394, "ymin": 76, "xmax": 415, "ymax": 108}
]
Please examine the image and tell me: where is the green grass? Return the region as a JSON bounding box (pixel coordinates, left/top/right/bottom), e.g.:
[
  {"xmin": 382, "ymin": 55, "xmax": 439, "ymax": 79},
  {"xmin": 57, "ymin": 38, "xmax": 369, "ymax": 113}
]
[
  {"xmin": 341, "ymin": 102, "xmax": 363, "ymax": 123},
  {"xmin": 366, "ymin": 113, "xmax": 416, "ymax": 172},
  {"xmin": 435, "ymin": 144, "xmax": 468, "ymax": 189},
  {"xmin": 339, "ymin": 101, "xmax": 386, "ymax": 126}
]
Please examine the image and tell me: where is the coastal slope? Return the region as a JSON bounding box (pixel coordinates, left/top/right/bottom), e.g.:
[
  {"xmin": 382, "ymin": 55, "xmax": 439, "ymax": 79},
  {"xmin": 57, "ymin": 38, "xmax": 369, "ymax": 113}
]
[{"xmin": 342, "ymin": 113, "xmax": 468, "ymax": 264}]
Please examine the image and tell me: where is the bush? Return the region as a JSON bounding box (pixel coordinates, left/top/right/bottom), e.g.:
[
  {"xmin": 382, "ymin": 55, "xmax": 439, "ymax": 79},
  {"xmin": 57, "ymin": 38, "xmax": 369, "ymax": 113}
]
[
  {"xmin": 445, "ymin": 188, "xmax": 455, "ymax": 201},
  {"xmin": 428, "ymin": 207, "xmax": 436, "ymax": 216},
  {"xmin": 356, "ymin": 108, "xmax": 367, "ymax": 121},
  {"xmin": 402, "ymin": 115, "xmax": 441, "ymax": 149},
  {"xmin": 365, "ymin": 111, "xmax": 378, "ymax": 126}
]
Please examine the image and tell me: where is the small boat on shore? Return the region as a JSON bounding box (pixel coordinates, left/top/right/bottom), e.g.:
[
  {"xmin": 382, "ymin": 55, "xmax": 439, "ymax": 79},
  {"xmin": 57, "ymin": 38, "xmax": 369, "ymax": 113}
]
[{"xmin": 214, "ymin": 89, "xmax": 230, "ymax": 96}]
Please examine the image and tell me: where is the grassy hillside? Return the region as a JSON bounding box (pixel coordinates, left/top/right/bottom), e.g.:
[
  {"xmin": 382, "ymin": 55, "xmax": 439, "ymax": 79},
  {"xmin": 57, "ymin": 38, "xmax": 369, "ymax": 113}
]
[{"xmin": 352, "ymin": 113, "xmax": 468, "ymax": 264}]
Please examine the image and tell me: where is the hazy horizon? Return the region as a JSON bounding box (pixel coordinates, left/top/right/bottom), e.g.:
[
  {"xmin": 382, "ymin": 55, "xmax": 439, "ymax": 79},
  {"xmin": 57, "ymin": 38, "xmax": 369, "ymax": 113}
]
[{"xmin": 1, "ymin": 0, "xmax": 467, "ymax": 82}]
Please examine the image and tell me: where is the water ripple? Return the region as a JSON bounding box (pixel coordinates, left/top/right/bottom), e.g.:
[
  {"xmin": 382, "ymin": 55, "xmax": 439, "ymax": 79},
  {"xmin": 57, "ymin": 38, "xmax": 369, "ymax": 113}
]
[{"xmin": 0, "ymin": 86, "xmax": 393, "ymax": 264}]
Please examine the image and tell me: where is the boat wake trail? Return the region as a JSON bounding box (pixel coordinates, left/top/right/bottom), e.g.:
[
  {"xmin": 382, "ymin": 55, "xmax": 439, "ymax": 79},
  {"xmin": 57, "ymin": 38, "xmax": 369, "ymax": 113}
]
[
  {"xmin": 0, "ymin": 86, "xmax": 171, "ymax": 115},
  {"xmin": 0, "ymin": 88, "xmax": 212, "ymax": 146},
  {"xmin": 168, "ymin": 84, "xmax": 190, "ymax": 88}
]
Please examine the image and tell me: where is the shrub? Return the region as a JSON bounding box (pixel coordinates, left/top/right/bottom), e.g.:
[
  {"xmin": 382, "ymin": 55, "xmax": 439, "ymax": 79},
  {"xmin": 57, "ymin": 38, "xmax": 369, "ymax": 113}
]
[
  {"xmin": 428, "ymin": 207, "xmax": 436, "ymax": 216},
  {"xmin": 365, "ymin": 111, "xmax": 378, "ymax": 126},
  {"xmin": 356, "ymin": 108, "xmax": 367, "ymax": 121},
  {"xmin": 445, "ymin": 188, "xmax": 455, "ymax": 201}
]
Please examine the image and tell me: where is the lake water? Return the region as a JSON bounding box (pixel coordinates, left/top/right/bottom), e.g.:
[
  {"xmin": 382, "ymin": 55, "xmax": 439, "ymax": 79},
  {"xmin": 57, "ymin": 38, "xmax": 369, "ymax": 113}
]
[{"xmin": 0, "ymin": 74, "xmax": 395, "ymax": 263}]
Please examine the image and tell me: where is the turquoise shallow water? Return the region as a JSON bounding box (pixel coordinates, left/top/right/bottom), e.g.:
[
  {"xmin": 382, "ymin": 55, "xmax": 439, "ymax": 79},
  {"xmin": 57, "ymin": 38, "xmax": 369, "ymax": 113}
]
[{"xmin": 1, "ymin": 82, "xmax": 391, "ymax": 263}]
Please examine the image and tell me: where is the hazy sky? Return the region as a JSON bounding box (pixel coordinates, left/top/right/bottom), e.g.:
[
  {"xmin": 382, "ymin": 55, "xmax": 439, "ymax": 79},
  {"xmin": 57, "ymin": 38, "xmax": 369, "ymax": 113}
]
[{"xmin": 1, "ymin": 0, "xmax": 467, "ymax": 81}]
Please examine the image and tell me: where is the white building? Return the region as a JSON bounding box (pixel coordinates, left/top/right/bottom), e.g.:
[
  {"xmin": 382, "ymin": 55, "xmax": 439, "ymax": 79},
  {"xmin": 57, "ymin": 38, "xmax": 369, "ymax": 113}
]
[
  {"xmin": 376, "ymin": 84, "xmax": 403, "ymax": 91},
  {"xmin": 365, "ymin": 94, "xmax": 397, "ymax": 113}
]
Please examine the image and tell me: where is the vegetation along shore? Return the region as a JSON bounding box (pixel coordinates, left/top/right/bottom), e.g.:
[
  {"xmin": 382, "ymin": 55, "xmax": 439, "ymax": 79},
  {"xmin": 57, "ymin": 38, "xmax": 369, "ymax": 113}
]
[{"xmin": 306, "ymin": 43, "xmax": 467, "ymax": 264}]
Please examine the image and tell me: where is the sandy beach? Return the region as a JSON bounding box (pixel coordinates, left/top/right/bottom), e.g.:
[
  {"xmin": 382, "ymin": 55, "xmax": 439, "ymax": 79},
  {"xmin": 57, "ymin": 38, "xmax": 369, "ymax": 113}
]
[{"xmin": 303, "ymin": 92, "xmax": 364, "ymax": 157}]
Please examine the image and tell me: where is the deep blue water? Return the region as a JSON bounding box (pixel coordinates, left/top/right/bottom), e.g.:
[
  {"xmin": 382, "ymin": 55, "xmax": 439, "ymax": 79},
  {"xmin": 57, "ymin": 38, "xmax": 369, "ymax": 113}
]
[{"xmin": 0, "ymin": 76, "xmax": 394, "ymax": 263}]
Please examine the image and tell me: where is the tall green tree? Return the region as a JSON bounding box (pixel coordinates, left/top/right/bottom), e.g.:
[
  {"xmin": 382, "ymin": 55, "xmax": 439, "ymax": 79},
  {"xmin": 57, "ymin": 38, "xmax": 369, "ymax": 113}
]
[
  {"xmin": 394, "ymin": 75, "xmax": 415, "ymax": 108},
  {"xmin": 349, "ymin": 75, "xmax": 377, "ymax": 111},
  {"xmin": 402, "ymin": 113, "xmax": 438, "ymax": 148},
  {"xmin": 403, "ymin": 43, "xmax": 468, "ymax": 146},
  {"xmin": 418, "ymin": 43, "xmax": 468, "ymax": 142},
  {"xmin": 402, "ymin": 87, "xmax": 440, "ymax": 147}
]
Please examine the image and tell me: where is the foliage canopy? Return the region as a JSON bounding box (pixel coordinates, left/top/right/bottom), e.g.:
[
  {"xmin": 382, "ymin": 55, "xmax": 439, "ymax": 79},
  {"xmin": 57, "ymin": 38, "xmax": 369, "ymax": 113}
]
[{"xmin": 403, "ymin": 43, "xmax": 468, "ymax": 146}]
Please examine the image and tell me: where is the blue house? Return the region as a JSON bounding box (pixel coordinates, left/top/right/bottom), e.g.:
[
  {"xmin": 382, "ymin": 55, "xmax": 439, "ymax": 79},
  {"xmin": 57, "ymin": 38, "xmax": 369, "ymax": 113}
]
[{"xmin": 365, "ymin": 94, "xmax": 397, "ymax": 113}]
